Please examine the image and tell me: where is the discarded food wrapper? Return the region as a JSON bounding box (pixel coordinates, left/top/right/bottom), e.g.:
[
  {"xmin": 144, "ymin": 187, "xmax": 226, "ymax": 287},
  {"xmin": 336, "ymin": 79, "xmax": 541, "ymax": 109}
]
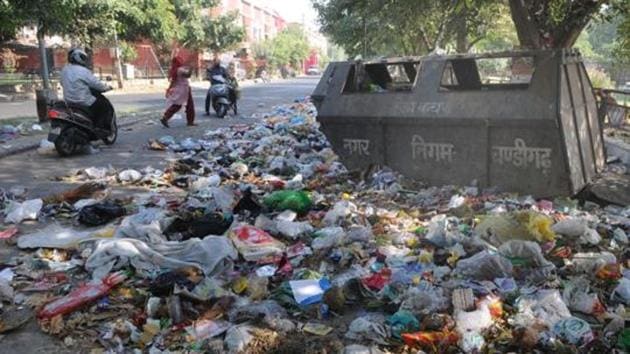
[
  {"xmin": 38, "ymin": 272, "xmax": 126, "ymax": 319},
  {"xmin": 289, "ymin": 278, "xmax": 331, "ymax": 305},
  {"xmin": 229, "ymin": 224, "xmax": 285, "ymax": 262},
  {"xmin": 303, "ymin": 322, "xmax": 334, "ymax": 336},
  {"xmin": 552, "ymin": 316, "xmax": 594, "ymax": 346},
  {"xmin": 0, "ymin": 227, "xmax": 18, "ymax": 239}
]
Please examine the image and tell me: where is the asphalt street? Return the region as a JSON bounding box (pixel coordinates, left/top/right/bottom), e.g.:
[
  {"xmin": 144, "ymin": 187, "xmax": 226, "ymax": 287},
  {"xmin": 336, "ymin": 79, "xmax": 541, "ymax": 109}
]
[{"xmin": 0, "ymin": 77, "xmax": 319, "ymax": 199}]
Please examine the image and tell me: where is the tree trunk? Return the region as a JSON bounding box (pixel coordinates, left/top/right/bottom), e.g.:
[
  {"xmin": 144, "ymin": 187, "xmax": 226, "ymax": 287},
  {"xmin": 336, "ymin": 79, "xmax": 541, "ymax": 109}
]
[
  {"xmin": 508, "ymin": 0, "xmax": 605, "ymax": 49},
  {"xmin": 37, "ymin": 26, "xmax": 50, "ymax": 90},
  {"xmin": 508, "ymin": 0, "xmax": 541, "ymax": 49},
  {"xmin": 85, "ymin": 46, "xmax": 94, "ymax": 71},
  {"xmin": 455, "ymin": 12, "xmax": 468, "ymax": 53},
  {"xmin": 113, "ymin": 31, "xmax": 124, "ymax": 89}
]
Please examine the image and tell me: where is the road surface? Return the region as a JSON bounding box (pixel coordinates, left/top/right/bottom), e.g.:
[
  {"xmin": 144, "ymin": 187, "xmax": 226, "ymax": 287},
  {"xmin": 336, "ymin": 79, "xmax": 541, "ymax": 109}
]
[{"xmin": 0, "ymin": 77, "xmax": 318, "ymax": 200}]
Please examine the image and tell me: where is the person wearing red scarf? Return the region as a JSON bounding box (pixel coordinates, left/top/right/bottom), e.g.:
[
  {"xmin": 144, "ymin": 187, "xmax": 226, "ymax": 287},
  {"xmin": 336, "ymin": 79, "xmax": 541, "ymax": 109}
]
[{"xmin": 161, "ymin": 55, "xmax": 196, "ymax": 127}]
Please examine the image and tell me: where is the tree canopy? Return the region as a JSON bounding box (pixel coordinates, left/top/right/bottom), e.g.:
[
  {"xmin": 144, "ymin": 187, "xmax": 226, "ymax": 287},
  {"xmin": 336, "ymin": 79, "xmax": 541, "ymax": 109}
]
[
  {"xmin": 314, "ymin": 0, "xmax": 629, "ymax": 57},
  {"xmin": 312, "ymin": 0, "xmax": 503, "ymax": 57},
  {"xmin": 261, "ymin": 24, "xmax": 310, "ymax": 69}
]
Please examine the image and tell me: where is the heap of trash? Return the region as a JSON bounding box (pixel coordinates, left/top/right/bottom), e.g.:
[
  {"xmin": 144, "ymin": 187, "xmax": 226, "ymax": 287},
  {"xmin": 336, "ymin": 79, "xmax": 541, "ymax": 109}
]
[{"xmin": 1, "ymin": 99, "xmax": 629, "ymax": 353}]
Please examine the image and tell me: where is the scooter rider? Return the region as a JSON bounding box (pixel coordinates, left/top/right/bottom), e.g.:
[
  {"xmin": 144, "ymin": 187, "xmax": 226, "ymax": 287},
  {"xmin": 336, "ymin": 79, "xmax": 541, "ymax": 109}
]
[
  {"xmin": 60, "ymin": 48, "xmax": 113, "ymax": 129},
  {"xmin": 205, "ymin": 57, "xmax": 237, "ymax": 115}
]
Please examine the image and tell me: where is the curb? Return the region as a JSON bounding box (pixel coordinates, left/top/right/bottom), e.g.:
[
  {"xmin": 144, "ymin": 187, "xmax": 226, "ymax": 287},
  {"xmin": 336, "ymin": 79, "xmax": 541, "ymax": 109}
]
[{"xmin": 0, "ymin": 113, "xmax": 157, "ymax": 159}]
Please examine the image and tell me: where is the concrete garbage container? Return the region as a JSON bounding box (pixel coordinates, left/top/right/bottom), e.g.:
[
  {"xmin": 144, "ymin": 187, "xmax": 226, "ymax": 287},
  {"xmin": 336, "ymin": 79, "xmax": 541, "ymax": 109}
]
[{"xmin": 312, "ymin": 50, "xmax": 605, "ymax": 197}]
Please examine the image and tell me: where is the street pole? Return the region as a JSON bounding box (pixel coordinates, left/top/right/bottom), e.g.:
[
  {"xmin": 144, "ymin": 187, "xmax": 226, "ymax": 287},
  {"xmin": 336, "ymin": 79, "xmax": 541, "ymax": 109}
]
[
  {"xmin": 37, "ymin": 25, "xmax": 50, "ymax": 90},
  {"xmin": 113, "ymin": 30, "xmax": 124, "ymax": 89}
]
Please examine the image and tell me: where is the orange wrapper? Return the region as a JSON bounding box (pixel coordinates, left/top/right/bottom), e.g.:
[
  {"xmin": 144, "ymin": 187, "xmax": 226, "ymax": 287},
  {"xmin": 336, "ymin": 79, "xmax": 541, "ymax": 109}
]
[{"xmin": 402, "ymin": 330, "xmax": 459, "ymax": 350}]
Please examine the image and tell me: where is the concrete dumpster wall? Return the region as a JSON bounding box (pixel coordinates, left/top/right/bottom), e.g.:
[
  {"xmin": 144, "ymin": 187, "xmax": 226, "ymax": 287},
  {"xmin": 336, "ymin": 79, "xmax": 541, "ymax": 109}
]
[{"xmin": 314, "ymin": 50, "xmax": 605, "ymax": 197}]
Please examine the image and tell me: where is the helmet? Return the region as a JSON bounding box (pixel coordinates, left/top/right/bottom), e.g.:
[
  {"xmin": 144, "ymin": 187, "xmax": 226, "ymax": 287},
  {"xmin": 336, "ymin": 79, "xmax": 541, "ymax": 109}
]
[{"xmin": 68, "ymin": 48, "xmax": 88, "ymax": 67}]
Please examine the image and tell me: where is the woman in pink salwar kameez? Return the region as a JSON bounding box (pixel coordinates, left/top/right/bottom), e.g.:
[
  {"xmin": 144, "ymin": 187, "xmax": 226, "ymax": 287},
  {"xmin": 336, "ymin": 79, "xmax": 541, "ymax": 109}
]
[{"xmin": 161, "ymin": 56, "xmax": 196, "ymax": 127}]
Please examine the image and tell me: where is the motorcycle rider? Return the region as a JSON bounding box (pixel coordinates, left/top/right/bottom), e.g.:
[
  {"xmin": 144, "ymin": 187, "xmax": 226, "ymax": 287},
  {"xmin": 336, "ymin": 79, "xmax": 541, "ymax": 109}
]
[
  {"xmin": 60, "ymin": 48, "xmax": 113, "ymax": 130},
  {"xmin": 205, "ymin": 56, "xmax": 237, "ymax": 115}
]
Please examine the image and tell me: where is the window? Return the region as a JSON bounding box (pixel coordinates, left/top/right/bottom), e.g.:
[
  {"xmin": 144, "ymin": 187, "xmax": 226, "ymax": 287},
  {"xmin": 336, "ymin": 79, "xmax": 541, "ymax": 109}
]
[
  {"xmin": 343, "ymin": 61, "xmax": 420, "ymax": 93},
  {"xmin": 440, "ymin": 56, "xmax": 534, "ymax": 91}
]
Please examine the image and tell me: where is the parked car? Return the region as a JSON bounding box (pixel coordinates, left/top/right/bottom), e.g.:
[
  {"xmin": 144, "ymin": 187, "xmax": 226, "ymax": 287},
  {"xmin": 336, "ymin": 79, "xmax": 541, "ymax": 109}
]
[{"xmin": 307, "ymin": 66, "xmax": 321, "ymax": 76}]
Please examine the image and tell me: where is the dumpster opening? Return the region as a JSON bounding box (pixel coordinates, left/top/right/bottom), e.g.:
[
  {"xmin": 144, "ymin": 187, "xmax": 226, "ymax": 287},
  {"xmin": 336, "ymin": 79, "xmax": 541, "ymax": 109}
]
[
  {"xmin": 343, "ymin": 60, "xmax": 420, "ymax": 93},
  {"xmin": 440, "ymin": 56, "xmax": 535, "ymax": 91}
]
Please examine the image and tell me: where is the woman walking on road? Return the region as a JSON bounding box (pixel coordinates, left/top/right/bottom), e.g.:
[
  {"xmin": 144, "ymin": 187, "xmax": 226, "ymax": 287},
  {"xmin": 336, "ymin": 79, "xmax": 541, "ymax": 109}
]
[{"xmin": 161, "ymin": 55, "xmax": 196, "ymax": 127}]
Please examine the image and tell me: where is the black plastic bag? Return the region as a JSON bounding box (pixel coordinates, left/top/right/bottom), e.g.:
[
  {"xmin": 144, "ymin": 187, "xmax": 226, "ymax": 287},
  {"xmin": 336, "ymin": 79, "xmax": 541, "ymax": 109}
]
[{"xmin": 78, "ymin": 202, "xmax": 126, "ymax": 226}]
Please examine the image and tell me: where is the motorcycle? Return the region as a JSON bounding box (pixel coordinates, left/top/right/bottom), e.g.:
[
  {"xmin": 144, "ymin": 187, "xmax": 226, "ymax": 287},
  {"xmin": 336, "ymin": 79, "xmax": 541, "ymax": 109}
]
[
  {"xmin": 47, "ymin": 89, "xmax": 117, "ymax": 156},
  {"xmin": 205, "ymin": 75, "xmax": 237, "ymax": 119}
]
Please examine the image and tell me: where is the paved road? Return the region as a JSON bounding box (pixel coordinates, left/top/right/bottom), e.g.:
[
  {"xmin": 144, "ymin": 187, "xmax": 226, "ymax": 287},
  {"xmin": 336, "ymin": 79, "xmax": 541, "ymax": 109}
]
[
  {"xmin": 0, "ymin": 77, "xmax": 317, "ymax": 119},
  {"xmin": 0, "ymin": 77, "xmax": 318, "ymax": 198}
]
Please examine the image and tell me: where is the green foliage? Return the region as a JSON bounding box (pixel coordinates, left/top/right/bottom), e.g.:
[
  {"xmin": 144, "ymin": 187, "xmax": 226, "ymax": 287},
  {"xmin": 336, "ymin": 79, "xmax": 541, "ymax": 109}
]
[
  {"xmin": 203, "ymin": 11, "xmax": 245, "ymax": 53},
  {"xmin": 173, "ymin": 0, "xmax": 244, "ymax": 53},
  {"xmin": 587, "ymin": 67, "xmax": 614, "ymax": 89},
  {"xmin": 119, "ymin": 41, "xmax": 137, "ymax": 63},
  {"xmin": 313, "ymin": 0, "xmax": 502, "ymax": 58},
  {"xmin": 0, "ymin": 0, "xmax": 21, "ymax": 41},
  {"xmin": 265, "ymin": 24, "xmax": 310, "ymax": 68}
]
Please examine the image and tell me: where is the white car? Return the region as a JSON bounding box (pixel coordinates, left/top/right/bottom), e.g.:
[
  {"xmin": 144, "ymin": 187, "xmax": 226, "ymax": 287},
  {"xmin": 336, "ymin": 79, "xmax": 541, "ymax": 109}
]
[{"xmin": 307, "ymin": 67, "xmax": 321, "ymax": 76}]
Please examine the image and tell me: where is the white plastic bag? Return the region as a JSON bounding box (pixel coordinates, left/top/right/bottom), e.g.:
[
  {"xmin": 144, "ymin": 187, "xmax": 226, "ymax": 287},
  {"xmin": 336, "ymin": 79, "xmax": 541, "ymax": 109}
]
[{"xmin": 5, "ymin": 198, "xmax": 43, "ymax": 224}]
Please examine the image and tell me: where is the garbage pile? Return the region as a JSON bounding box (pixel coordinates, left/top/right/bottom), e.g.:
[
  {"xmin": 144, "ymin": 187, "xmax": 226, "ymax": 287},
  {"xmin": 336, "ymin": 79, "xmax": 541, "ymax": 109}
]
[
  {"xmin": 0, "ymin": 123, "xmax": 44, "ymax": 143},
  {"xmin": 1, "ymin": 99, "xmax": 629, "ymax": 353}
]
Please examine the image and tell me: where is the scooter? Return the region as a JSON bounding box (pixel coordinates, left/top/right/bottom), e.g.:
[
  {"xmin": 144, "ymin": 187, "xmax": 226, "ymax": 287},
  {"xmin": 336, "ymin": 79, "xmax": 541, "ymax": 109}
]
[
  {"xmin": 205, "ymin": 75, "xmax": 237, "ymax": 119},
  {"xmin": 47, "ymin": 89, "xmax": 117, "ymax": 156}
]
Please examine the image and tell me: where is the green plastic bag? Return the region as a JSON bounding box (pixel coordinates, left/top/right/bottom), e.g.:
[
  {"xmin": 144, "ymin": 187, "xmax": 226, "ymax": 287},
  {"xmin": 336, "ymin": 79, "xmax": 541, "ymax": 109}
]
[{"xmin": 263, "ymin": 190, "xmax": 312, "ymax": 215}]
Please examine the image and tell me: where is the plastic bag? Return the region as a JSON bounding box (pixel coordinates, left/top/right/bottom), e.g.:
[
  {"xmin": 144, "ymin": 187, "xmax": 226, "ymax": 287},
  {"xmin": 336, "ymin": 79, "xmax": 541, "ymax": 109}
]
[
  {"xmin": 229, "ymin": 224, "xmax": 285, "ymax": 262},
  {"xmin": 551, "ymin": 218, "xmax": 587, "ymax": 237},
  {"xmin": 345, "ymin": 314, "xmax": 389, "ymax": 345},
  {"xmin": 552, "ymin": 317, "xmax": 594, "ymax": 346},
  {"xmin": 322, "ymin": 200, "xmax": 356, "ymax": 226},
  {"xmin": 454, "ymin": 251, "xmax": 513, "ymax": 280},
  {"xmin": 612, "ymin": 277, "xmax": 630, "ymax": 305},
  {"xmin": 18, "ymin": 224, "xmax": 94, "ymax": 249},
  {"xmin": 5, "ymin": 198, "xmax": 43, "ymax": 224},
  {"xmin": 276, "ymin": 217, "xmax": 313, "ymax": 239},
  {"xmin": 86, "ymin": 236, "xmax": 237, "ymax": 280},
  {"xmin": 562, "ymin": 277, "xmax": 605, "ymax": 315},
  {"xmin": 78, "ymin": 202, "xmax": 126, "ymax": 226},
  {"xmin": 572, "ymin": 252, "xmax": 617, "ymax": 274},
  {"xmin": 311, "ymin": 226, "xmax": 345, "ymax": 250},
  {"xmin": 387, "ymin": 310, "xmax": 420, "ymax": 339},
  {"xmin": 399, "ymin": 282, "xmax": 449, "ymax": 316},
  {"xmin": 263, "ymin": 190, "xmax": 312, "ymax": 215},
  {"xmin": 224, "ymin": 324, "xmax": 255, "ymax": 353},
  {"xmin": 185, "ymin": 320, "xmax": 230, "ymax": 341},
  {"xmin": 498, "ymin": 240, "xmax": 554, "ymax": 269},
  {"xmin": 511, "ymin": 289, "xmax": 571, "ymax": 329},
  {"xmin": 37, "ymin": 139, "xmax": 55, "ymax": 155},
  {"xmin": 118, "ymin": 169, "xmax": 142, "ymax": 183},
  {"xmin": 38, "ymin": 272, "xmax": 126, "ymax": 318}
]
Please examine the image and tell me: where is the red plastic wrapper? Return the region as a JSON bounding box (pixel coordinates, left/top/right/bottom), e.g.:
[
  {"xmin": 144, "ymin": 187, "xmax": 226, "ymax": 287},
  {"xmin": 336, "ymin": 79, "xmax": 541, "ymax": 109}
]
[
  {"xmin": 234, "ymin": 225, "xmax": 275, "ymax": 244},
  {"xmin": 362, "ymin": 268, "xmax": 392, "ymax": 291},
  {"xmin": 0, "ymin": 227, "xmax": 18, "ymax": 239},
  {"xmin": 596, "ymin": 263, "xmax": 622, "ymax": 280},
  {"xmin": 38, "ymin": 272, "xmax": 126, "ymax": 319},
  {"xmin": 402, "ymin": 330, "xmax": 459, "ymax": 350}
]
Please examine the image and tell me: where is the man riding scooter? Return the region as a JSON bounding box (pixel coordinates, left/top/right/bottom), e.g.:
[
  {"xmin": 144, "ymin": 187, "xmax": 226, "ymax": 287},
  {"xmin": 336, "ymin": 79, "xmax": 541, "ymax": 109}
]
[
  {"xmin": 60, "ymin": 48, "xmax": 114, "ymax": 129},
  {"xmin": 205, "ymin": 57, "xmax": 238, "ymax": 117},
  {"xmin": 47, "ymin": 48, "xmax": 117, "ymax": 156}
]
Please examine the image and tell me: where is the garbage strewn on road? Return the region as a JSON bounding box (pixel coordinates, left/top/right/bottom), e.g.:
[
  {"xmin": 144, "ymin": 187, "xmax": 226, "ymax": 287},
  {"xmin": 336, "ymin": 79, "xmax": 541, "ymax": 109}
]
[{"xmin": 1, "ymin": 98, "xmax": 629, "ymax": 353}]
